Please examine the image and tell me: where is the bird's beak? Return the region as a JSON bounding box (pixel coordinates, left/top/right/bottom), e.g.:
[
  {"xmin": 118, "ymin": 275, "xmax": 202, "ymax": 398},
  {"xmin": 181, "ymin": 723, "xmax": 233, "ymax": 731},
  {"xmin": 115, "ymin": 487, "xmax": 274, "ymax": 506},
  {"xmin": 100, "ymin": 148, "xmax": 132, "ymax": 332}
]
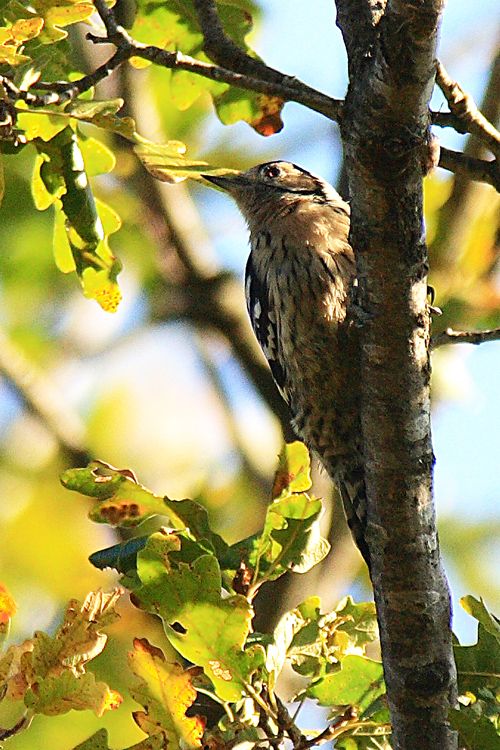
[{"xmin": 202, "ymin": 172, "xmax": 251, "ymax": 192}]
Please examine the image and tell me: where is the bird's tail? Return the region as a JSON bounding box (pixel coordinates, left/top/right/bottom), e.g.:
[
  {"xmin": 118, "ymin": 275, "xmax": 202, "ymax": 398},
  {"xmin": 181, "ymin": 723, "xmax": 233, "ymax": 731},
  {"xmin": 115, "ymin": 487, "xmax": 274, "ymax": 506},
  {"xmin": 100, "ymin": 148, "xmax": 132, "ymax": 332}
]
[{"xmin": 320, "ymin": 453, "xmax": 371, "ymax": 568}]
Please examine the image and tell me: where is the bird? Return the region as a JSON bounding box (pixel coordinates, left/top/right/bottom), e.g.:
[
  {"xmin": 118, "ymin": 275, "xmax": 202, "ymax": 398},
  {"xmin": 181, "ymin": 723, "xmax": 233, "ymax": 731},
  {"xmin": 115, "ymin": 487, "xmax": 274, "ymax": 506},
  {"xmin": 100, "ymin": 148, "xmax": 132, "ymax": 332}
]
[{"xmin": 203, "ymin": 161, "xmax": 369, "ymax": 566}]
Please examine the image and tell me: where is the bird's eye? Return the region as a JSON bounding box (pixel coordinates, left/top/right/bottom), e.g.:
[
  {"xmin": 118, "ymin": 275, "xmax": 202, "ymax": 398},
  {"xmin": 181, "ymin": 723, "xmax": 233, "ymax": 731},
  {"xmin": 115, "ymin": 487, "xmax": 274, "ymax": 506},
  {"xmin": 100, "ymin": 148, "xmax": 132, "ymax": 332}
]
[{"xmin": 261, "ymin": 164, "xmax": 281, "ymax": 179}]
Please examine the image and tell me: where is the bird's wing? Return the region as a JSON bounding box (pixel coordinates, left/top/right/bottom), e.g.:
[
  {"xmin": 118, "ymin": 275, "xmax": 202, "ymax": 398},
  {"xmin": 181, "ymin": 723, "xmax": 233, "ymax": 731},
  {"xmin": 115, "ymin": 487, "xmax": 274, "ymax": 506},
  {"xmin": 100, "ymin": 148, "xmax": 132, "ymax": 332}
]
[{"xmin": 245, "ymin": 255, "xmax": 288, "ymax": 401}]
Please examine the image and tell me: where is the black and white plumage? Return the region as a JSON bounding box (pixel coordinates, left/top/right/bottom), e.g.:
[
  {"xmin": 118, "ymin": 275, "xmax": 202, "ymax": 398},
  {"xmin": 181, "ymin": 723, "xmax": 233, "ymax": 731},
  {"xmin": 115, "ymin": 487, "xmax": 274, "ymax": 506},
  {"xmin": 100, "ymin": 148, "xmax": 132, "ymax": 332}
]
[{"xmin": 203, "ymin": 161, "xmax": 369, "ymax": 565}]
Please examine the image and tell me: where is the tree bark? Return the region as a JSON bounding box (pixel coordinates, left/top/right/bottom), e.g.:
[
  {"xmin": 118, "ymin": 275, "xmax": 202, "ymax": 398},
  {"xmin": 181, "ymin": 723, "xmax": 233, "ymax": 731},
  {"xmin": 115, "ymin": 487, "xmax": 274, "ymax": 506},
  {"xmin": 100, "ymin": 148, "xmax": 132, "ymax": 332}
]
[{"xmin": 336, "ymin": 0, "xmax": 458, "ymax": 747}]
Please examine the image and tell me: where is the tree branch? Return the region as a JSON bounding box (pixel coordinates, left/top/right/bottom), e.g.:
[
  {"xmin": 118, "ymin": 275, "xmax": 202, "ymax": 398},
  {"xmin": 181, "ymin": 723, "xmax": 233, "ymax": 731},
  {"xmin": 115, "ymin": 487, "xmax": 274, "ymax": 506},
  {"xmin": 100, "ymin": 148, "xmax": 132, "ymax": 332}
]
[
  {"xmin": 193, "ymin": 0, "xmax": 298, "ymax": 87},
  {"xmin": 431, "ymin": 327, "xmax": 500, "ymax": 349},
  {"xmin": 0, "ymin": 2, "xmax": 494, "ymax": 189},
  {"xmin": 337, "ymin": 0, "xmax": 458, "ymax": 746},
  {"xmin": 438, "ymin": 147, "xmax": 499, "ymax": 190},
  {"xmin": 430, "ymin": 43, "xmax": 500, "ymax": 274},
  {"xmin": 435, "ymin": 59, "xmax": 500, "ymax": 159}
]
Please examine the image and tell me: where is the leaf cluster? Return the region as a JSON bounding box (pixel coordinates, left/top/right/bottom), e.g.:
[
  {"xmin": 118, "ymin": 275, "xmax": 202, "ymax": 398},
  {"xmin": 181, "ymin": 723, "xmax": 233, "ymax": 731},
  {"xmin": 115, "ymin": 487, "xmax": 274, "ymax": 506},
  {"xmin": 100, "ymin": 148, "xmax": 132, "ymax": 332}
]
[{"xmin": 0, "ymin": 445, "xmax": 498, "ymax": 748}]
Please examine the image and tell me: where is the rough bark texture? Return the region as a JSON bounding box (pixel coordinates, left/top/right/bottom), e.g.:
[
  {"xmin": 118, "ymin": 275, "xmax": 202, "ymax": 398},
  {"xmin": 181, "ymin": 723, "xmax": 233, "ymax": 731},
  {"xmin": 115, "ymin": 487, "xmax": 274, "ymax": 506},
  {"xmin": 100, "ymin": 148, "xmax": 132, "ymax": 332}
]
[{"xmin": 336, "ymin": 1, "xmax": 458, "ymax": 748}]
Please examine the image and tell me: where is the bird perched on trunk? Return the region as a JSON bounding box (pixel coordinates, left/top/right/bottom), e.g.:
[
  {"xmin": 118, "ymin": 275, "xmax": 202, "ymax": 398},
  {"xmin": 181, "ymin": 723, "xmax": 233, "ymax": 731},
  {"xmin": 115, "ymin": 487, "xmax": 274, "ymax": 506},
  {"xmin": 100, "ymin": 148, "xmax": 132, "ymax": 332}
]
[{"xmin": 203, "ymin": 161, "xmax": 369, "ymax": 566}]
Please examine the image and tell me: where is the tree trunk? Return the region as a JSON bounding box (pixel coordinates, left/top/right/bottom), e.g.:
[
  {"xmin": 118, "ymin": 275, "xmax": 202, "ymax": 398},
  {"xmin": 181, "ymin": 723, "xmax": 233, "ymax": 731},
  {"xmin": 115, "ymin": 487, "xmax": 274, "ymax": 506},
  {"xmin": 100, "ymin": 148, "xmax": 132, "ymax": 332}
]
[{"xmin": 336, "ymin": 1, "xmax": 458, "ymax": 747}]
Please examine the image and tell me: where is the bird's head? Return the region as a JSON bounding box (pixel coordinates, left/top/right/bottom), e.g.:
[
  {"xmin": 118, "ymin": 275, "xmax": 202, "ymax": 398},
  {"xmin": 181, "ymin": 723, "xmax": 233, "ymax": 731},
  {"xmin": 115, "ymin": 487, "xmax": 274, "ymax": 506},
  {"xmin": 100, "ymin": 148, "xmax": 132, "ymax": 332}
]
[{"xmin": 203, "ymin": 161, "xmax": 344, "ymax": 226}]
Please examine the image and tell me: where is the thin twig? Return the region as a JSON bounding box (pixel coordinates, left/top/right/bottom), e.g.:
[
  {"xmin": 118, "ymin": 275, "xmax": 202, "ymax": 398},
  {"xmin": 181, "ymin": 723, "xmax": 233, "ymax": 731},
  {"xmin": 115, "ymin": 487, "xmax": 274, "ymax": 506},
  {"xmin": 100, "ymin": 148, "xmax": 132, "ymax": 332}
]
[
  {"xmin": 42, "ymin": 0, "xmax": 340, "ymax": 121},
  {"xmin": 193, "ymin": 0, "xmax": 302, "ymax": 89},
  {"xmin": 1, "ymin": 48, "xmax": 130, "ymax": 107},
  {"xmin": 275, "ymin": 696, "xmax": 307, "ymax": 748},
  {"xmin": 431, "ymin": 327, "xmax": 500, "ymax": 349},
  {"xmin": 438, "ymin": 147, "xmax": 499, "ymax": 190},
  {"xmin": 1, "ymin": 3, "xmax": 496, "ymax": 191},
  {"xmin": 435, "ymin": 59, "xmax": 500, "ymax": 159}
]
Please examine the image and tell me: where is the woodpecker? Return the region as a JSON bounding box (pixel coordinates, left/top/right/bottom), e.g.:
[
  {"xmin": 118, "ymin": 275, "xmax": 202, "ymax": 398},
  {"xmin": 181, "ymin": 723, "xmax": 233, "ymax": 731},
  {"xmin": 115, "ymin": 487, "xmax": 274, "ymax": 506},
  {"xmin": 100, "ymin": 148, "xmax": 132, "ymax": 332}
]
[{"xmin": 203, "ymin": 161, "xmax": 368, "ymax": 566}]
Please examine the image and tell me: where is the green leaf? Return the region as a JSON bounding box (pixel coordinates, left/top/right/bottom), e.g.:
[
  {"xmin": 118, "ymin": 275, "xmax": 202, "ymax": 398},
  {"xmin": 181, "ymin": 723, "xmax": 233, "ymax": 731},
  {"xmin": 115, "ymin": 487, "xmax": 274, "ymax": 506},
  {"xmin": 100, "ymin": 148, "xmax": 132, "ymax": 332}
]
[
  {"xmin": 17, "ymin": 107, "xmax": 68, "ymax": 142},
  {"xmin": 449, "ymin": 707, "xmax": 500, "ymax": 750},
  {"xmin": 72, "ymin": 729, "xmax": 111, "ymax": 750},
  {"xmin": 454, "ymin": 625, "xmax": 500, "ymax": 695},
  {"xmin": 333, "ymin": 597, "xmax": 379, "ymax": 654},
  {"xmin": 25, "ymin": 669, "xmax": 122, "ymax": 717},
  {"xmin": 33, "ymin": 127, "xmax": 122, "ymax": 311},
  {"xmin": 32, "ymin": 153, "xmax": 65, "ymax": 209},
  {"xmin": 461, "ymin": 597, "xmax": 500, "ymax": 644},
  {"xmin": 53, "ymin": 202, "xmax": 76, "ymax": 272},
  {"xmin": 135, "ymin": 534, "xmax": 265, "ymax": 702},
  {"xmin": 225, "ymin": 444, "xmax": 328, "ymax": 586},
  {"xmin": 129, "ymin": 0, "xmax": 284, "ymax": 135},
  {"xmin": 64, "ymin": 98, "xmax": 138, "ymax": 139},
  {"xmin": 272, "ymin": 441, "xmax": 312, "ymax": 499},
  {"xmin": 231, "ymin": 490, "xmax": 329, "ymax": 585},
  {"xmin": 89, "ymin": 536, "xmax": 150, "ymax": 576},
  {"xmin": 307, "ymin": 655, "xmax": 385, "ymax": 714},
  {"xmin": 61, "ymin": 462, "xmax": 227, "ymax": 560},
  {"xmin": 287, "ymin": 597, "xmax": 376, "ymax": 681},
  {"xmin": 79, "ymin": 135, "xmax": 116, "ymax": 177},
  {"xmin": 0, "ymin": 153, "xmax": 4, "ymax": 209},
  {"xmin": 0, "ymin": 591, "xmax": 122, "ymax": 716},
  {"xmin": 133, "ymin": 136, "xmax": 239, "ymax": 184},
  {"xmin": 129, "ymin": 638, "xmax": 204, "ymax": 749},
  {"xmin": 266, "ymin": 608, "xmax": 306, "ymax": 691}
]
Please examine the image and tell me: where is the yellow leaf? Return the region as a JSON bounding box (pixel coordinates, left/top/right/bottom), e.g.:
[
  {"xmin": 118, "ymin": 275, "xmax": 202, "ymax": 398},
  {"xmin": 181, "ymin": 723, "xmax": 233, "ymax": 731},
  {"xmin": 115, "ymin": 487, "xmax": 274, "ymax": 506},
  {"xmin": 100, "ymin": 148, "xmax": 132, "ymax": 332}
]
[
  {"xmin": 129, "ymin": 638, "xmax": 204, "ymax": 749},
  {"xmin": 0, "ymin": 583, "xmax": 16, "ymax": 624},
  {"xmin": 11, "ymin": 17, "xmax": 44, "ymax": 42},
  {"xmin": 53, "ymin": 203, "xmax": 76, "ymax": 273},
  {"xmin": 17, "ymin": 109, "xmax": 68, "ymax": 141},
  {"xmin": 45, "ymin": 2, "xmax": 94, "ymax": 27},
  {"xmin": 81, "ymin": 267, "xmax": 122, "ymax": 313}
]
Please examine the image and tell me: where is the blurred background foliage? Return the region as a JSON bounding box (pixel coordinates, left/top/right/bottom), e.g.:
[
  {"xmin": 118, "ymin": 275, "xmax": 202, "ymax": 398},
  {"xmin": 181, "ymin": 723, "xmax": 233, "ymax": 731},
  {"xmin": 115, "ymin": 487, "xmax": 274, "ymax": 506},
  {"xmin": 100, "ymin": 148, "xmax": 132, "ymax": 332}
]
[{"xmin": 0, "ymin": 0, "xmax": 498, "ymax": 747}]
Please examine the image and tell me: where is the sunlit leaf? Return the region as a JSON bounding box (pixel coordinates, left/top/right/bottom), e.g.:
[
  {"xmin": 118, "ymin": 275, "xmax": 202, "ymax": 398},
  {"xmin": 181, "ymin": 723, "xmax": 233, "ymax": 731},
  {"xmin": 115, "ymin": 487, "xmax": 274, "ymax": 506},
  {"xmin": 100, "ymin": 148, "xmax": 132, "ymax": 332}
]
[
  {"xmin": 135, "ymin": 534, "xmax": 265, "ymax": 702},
  {"xmin": 133, "ymin": 137, "xmax": 238, "ymax": 183},
  {"xmin": 307, "ymin": 655, "xmax": 385, "ymax": 714},
  {"xmin": 32, "ymin": 0, "xmax": 95, "ymax": 43},
  {"xmin": 0, "ymin": 15, "xmax": 44, "ymax": 65},
  {"xmin": 231, "ymin": 490, "xmax": 329, "ymax": 585},
  {"xmin": 461, "ymin": 596, "xmax": 500, "ymax": 644},
  {"xmin": 129, "ymin": 0, "xmax": 284, "ymax": 134},
  {"xmin": 32, "ymin": 127, "xmax": 122, "ymax": 311},
  {"xmin": 17, "ymin": 107, "xmax": 68, "ymax": 142},
  {"xmin": 272, "ymin": 441, "xmax": 312, "ymax": 499},
  {"xmin": 53, "ymin": 202, "xmax": 76, "ymax": 272},
  {"xmin": 228, "ymin": 441, "xmax": 323, "ymax": 586},
  {"xmin": 32, "ymin": 153, "xmax": 60, "ymax": 209},
  {"xmin": 61, "ymin": 462, "xmax": 230, "ymax": 562},
  {"xmin": 79, "ymin": 135, "xmax": 116, "ymax": 176},
  {"xmin": 129, "ymin": 638, "xmax": 204, "ymax": 749},
  {"xmin": 333, "ymin": 597, "xmax": 379, "ymax": 654},
  {"xmin": 25, "ymin": 669, "xmax": 122, "ymax": 716},
  {"xmin": 0, "ymin": 591, "xmax": 122, "ymax": 715},
  {"xmin": 266, "ymin": 608, "xmax": 305, "ymax": 691}
]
